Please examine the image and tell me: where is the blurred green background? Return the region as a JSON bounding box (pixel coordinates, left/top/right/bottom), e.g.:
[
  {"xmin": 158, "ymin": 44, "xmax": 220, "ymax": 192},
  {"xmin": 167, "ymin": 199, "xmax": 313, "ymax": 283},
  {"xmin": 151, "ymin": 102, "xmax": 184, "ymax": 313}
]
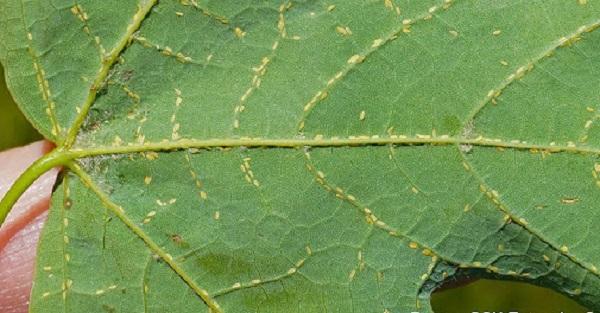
[
  {"xmin": 432, "ymin": 279, "xmax": 587, "ymax": 313},
  {"xmin": 0, "ymin": 65, "xmax": 41, "ymax": 150},
  {"xmin": 0, "ymin": 64, "xmax": 590, "ymax": 312}
]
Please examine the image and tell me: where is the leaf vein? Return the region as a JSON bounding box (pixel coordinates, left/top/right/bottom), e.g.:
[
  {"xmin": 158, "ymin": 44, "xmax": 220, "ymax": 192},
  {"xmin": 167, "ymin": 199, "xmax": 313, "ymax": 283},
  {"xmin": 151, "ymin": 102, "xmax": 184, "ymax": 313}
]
[
  {"xmin": 232, "ymin": 1, "xmax": 290, "ymax": 130},
  {"xmin": 68, "ymin": 135, "xmax": 600, "ymax": 158},
  {"xmin": 70, "ymin": 1, "xmax": 108, "ymax": 59},
  {"xmin": 69, "ymin": 162, "xmax": 223, "ymax": 313},
  {"xmin": 296, "ymin": 0, "xmax": 455, "ymax": 133},
  {"xmin": 212, "ymin": 254, "xmax": 308, "ymax": 298},
  {"xmin": 462, "ymin": 19, "xmax": 600, "ymax": 129},
  {"xmin": 18, "ymin": 0, "xmax": 61, "ymax": 138},
  {"xmin": 456, "ymin": 145, "xmax": 600, "ymax": 280},
  {"xmin": 64, "ymin": 0, "xmax": 159, "ymax": 147}
]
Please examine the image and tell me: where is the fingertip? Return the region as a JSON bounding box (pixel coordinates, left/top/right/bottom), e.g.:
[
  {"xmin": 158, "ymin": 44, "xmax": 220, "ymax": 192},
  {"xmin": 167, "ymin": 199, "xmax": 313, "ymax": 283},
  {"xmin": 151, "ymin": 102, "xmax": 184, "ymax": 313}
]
[{"xmin": 0, "ymin": 140, "xmax": 58, "ymax": 313}]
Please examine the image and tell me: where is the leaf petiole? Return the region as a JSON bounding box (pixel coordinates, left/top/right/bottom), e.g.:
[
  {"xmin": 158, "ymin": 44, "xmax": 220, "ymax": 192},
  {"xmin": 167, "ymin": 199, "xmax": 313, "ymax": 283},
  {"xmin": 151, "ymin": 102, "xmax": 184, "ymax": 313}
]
[{"xmin": 0, "ymin": 148, "xmax": 70, "ymax": 226}]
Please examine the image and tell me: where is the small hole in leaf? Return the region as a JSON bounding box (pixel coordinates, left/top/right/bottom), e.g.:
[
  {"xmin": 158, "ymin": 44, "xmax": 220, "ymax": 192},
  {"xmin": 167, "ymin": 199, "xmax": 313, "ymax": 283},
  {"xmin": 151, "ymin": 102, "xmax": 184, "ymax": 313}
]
[{"xmin": 431, "ymin": 279, "xmax": 589, "ymax": 313}]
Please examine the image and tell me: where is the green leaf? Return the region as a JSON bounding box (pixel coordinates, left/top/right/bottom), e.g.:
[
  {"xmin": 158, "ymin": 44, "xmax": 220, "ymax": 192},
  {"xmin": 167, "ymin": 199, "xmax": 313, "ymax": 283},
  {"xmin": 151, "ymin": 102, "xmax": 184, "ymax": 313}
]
[{"xmin": 1, "ymin": 0, "xmax": 600, "ymax": 312}]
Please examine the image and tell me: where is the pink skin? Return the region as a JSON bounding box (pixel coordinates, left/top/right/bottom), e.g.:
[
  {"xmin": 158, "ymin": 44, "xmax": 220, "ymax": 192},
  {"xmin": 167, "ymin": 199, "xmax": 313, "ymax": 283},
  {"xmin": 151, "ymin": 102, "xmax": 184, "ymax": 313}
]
[{"xmin": 0, "ymin": 141, "xmax": 57, "ymax": 313}]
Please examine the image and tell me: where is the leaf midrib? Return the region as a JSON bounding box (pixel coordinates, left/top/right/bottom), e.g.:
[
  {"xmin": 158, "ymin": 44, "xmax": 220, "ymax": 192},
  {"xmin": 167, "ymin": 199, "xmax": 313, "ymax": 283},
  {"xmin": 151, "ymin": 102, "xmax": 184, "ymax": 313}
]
[{"xmin": 68, "ymin": 136, "xmax": 600, "ymax": 158}]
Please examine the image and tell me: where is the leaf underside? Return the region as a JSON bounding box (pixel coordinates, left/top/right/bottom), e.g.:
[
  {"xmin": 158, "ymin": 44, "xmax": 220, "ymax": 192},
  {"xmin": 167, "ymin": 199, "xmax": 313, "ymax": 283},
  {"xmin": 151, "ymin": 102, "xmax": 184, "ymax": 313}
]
[{"xmin": 2, "ymin": 0, "xmax": 600, "ymax": 312}]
